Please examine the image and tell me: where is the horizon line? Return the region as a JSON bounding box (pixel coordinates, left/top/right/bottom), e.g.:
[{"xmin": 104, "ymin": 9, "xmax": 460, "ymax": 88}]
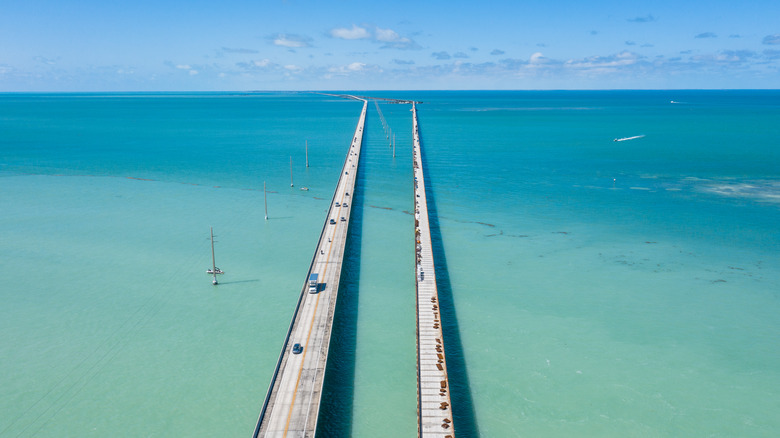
[{"xmin": 2, "ymin": 88, "xmax": 780, "ymax": 94}]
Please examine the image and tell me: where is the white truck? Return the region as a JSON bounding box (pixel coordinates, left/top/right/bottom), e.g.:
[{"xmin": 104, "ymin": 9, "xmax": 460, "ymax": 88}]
[{"xmin": 308, "ymin": 273, "xmax": 319, "ymax": 294}]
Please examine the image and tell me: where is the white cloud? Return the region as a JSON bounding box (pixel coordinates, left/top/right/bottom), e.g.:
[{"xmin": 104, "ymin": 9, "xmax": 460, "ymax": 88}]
[
  {"xmin": 376, "ymin": 27, "xmax": 418, "ymax": 49},
  {"xmin": 391, "ymin": 47, "xmax": 780, "ymax": 87},
  {"xmin": 375, "ymin": 27, "xmax": 401, "ymax": 42},
  {"xmin": 328, "ymin": 64, "xmax": 354, "ymax": 73},
  {"xmin": 331, "ymin": 25, "xmax": 371, "ymax": 40},
  {"xmin": 236, "ymin": 58, "xmax": 282, "ymax": 73},
  {"xmin": 347, "ymin": 62, "xmax": 366, "ymax": 71},
  {"xmin": 529, "ymin": 52, "xmax": 547, "ymax": 64},
  {"xmin": 272, "ymin": 34, "xmax": 312, "ymax": 48},
  {"xmin": 326, "ymin": 62, "xmax": 381, "ymax": 76},
  {"xmin": 693, "ymin": 50, "xmax": 756, "ymax": 64},
  {"xmin": 328, "ymin": 25, "xmax": 419, "ymax": 50},
  {"xmin": 169, "ymin": 63, "xmax": 198, "ymax": 76},
  {"xmin": 564, "ymin": 51, "xmax": 643, "ymax": 72}
]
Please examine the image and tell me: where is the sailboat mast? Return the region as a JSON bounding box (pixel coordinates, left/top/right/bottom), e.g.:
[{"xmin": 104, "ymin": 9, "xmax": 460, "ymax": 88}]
[
  {"xmin": 290, "ymin": 156, "xmax": 294, "ymax": 187},
  {"xmin": 210, "ymin": 227, "xmax": 218, "ymax": 285},
  {"xmin": 305, "ymin": 140, "xmax": 309, "ymax": 168},
  {"xmin": 264, "ymin": 181, "xmax": 268, "ymax": 220}
]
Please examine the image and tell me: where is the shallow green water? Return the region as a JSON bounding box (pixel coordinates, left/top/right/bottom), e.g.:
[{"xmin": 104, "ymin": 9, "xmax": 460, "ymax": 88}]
[{"xmin": 1, "ymin": 91, "xmax": 778, "ymax": 437}]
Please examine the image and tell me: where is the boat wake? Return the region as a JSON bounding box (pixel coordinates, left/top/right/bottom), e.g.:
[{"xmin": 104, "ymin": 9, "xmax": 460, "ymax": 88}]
[{"xmin": 614, "ymin": 135, "xmax": 645, "ymax": 142}]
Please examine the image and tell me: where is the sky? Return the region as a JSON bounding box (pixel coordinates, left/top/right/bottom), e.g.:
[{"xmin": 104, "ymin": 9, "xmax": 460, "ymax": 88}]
[{"xmin": 1, "ymin": 0, "xmax": 779, "ymax": 91}]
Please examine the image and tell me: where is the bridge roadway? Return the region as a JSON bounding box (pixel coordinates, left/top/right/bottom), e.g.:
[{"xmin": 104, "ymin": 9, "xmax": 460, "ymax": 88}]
[
  {"xmin": 412, "ymin": 103, "xmax": 455, "ymax": 437},
  {"xmin": 253, "ymin": 98, "xmax": 367, "ymax": 438}
]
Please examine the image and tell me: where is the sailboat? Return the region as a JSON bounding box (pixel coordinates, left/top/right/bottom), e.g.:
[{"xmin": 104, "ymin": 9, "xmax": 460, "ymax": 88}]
[{"xmin": 207, "ymin": 227, "xmax": 224, "ymax": 284}]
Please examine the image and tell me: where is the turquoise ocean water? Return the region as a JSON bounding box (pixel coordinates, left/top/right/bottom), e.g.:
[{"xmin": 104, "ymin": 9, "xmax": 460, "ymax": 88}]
[{"xmin": 1, "ymin": 91, "xmax": 778, "ymax": 437}]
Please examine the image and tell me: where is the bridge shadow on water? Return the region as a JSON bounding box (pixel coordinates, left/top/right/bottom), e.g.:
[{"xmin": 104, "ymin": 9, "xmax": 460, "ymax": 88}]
[
  {"xmin": 315, "ymin": 156, "xmax": 365, "ymax": 437},
  {"xmin": 420, "ymin": 123, "xmax": 481, "ymax": 437}
]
